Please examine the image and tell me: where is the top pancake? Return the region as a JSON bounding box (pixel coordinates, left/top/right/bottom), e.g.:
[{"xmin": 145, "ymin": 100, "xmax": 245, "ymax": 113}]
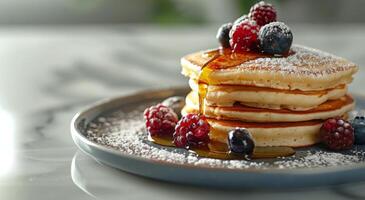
[{"xmin": 181, "ymin": 45, "xmax": 358, "ymax": 91}]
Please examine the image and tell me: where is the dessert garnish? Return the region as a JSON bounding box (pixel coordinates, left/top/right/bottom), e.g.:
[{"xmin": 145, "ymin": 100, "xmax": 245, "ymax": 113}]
[
  {"xmin": 145, "ymin": 98, "xmax": 295, "ymax": 159},
  {"xmin": 227, "ymin": 128, "xmax": 255, "ymax": 158},
  {"xmin": 144, "ymin": 104, "xmax": 178, "ymax": 136},
  {"xmin": 320, "ymin": 117, "xmax": 354, "ymax": 151},
  {"xmin": 216, "ymin": 23, "xmax": 232, "ymax": 48},
  {"xmin": 248, "ymin": 1, "xmax": 277, "ymax": 26},
  {"xmin": 144, "ymin": 1, "xmax": 359, "ymax": 161},
  {"xmin": 161, "ymin": 96, "xmax": 185, "ymax": 118},
  {"xmin": 216, "ymin": 0, "xmax": 292, "ymax": 55},
  {"xmin": 229, "ymin": 19, "xmax": 260, "ymax": 52},
  {"xmin": 173, "ymin": 114, "xmax": 210, "ymax": 148},
  {"xmin": 233, "ymin": 15, "xmax": 248, "ymax": 26},
  {"xmin": 258, "ymin": 22, "xmax": 293, "ymax": 54},
  {"xmin": 351, "ymin": 115, "xmax": 365, "ymax": 145}
]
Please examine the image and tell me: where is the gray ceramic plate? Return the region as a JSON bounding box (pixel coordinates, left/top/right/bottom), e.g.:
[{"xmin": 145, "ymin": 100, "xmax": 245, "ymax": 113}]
[{"xmin": 71, "ymin": 87, "xmax": 365, "ymax": 188}]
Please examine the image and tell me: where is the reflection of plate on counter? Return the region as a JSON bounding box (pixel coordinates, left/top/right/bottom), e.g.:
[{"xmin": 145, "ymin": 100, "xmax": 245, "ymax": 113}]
[{"xmin": 71, "ymin": 87, "xmax": 365, "ymax": 188}]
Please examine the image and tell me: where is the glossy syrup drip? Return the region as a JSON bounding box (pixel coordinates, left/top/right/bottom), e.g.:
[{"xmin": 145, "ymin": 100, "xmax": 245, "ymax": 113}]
[
  {"xmin": 197, "ymin": 49, "xmax": 219, "ymax": 114},
  {"xmin": 193, "ymin": 49, "xmax": 295, "ymax": 159},
  {"xmin": 149, "ymin": 135, "xmax": 295, "ymax": 160},
  {"xmin": 148, "ymin": 49, "xmax": 296, "ymax": 160},
  {"xmin": 197, "ymin": 48, "xmax": 268, "ymax": 114}
]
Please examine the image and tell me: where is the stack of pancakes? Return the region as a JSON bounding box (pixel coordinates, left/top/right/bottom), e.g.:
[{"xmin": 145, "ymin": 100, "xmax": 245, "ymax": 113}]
[{"xmin": 181, "ymin": 45, "xmax": 358, "ymax": 147}]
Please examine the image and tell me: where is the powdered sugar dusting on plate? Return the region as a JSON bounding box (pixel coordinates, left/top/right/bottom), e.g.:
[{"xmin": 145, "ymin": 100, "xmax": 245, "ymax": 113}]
[{"xmin": 84, "ymin": 104, "xmax": 365, "ymax": 170}]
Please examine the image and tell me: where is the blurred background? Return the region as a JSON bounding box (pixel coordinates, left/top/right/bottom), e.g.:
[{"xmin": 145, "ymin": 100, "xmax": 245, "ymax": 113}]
[{"xmin": 0, "ymin": 0, "xmax": 364, "ymax": 25}]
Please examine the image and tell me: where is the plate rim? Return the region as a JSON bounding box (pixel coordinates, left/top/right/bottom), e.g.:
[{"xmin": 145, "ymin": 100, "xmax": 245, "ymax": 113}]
[{"xmin": 71, "ymin": 86, "xmax": 365, "ymax": 175}]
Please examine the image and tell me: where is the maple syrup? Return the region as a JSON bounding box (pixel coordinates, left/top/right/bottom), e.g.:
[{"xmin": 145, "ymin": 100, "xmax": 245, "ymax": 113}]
[
  {"xmin": 149, "ymin": 48, "xmax": 296, "ymax": 160},
  {"xmin": 197, "ymin": 48, "xmax": 267, "ymax": 114},
  {"xmin": 149, "ymin": 135, "xmax": 295, "ymax": 160}
]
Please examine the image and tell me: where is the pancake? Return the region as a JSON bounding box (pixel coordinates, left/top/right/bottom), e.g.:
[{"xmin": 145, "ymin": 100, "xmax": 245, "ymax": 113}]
[
  {"xmin": 207, "ymin": 118, "xmax": 322, "ymax": 147},
  {"xmin": 182, "ymin": 106, "xmax": 322, "ymax": 147},
  {"xmin": 189, "ymin": 79, "xmax": 348, "ymax": 110},
  {"xmin": 180, "ymin": 44, "xmax": 358, "ymax": 147},
  {"xmin": 181, "ymin": 45, "xmax": 358, "ymax": 91},
  {"xmin": 185, "ymin": 92, "xmax": 354, "ymax": 122}
]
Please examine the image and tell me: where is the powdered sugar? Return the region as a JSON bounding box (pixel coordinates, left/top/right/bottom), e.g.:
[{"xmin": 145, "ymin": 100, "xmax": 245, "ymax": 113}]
[
  {"xmin": 261, "ymin": 22, "xmax": 291, "ymax": 35},
  {"xmin": 239, "ymin": 45, "xmax": 357, "ymax": 77},
  {"xmin": 84, "ymin": 104, "xmax": 365, "ymax": 170}
]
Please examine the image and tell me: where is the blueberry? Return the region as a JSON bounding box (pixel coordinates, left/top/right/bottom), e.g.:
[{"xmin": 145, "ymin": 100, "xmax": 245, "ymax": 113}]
[
  {"xmin": 228, "ymin": 128, "xmax": 255, "ymax": 157},
  {"xmin": 258, "ymin": 22, "xmax": 293, "ymax": 55},
  {"xmin": 233, "ymin": 15, "xmax": 249, "ymax": 25},
  {"xmin": 216, "ymin": 23, "xmax": 232, "ymax": 48},
  {"xmin": 161, "ymin": 96, "xmax": 185, "ymax": 118},
  {"xmin": 351, "ymin": 115, "xmax": 365, "ymax": 145}
]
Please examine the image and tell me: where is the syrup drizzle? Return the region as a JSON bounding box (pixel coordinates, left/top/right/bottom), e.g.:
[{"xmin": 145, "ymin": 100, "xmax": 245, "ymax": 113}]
[
  {"xmin": 193, "ymin": 49, "xmax": 295, "ymax": 159},
  {"xmin": 197, "ymin": 48, "xmax": 268, "ymax": 114},
  {"xmin": 149, "ymin": 48, "xmax": 296, "ymax": 160},
  {"xmin": 197, "ymin": 49, "xmax": 220, "ymax": 114}
]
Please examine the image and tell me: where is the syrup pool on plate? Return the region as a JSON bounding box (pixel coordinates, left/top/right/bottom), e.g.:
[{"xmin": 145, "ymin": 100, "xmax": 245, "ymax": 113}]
[{"xmin": 149, "ymin": 135, "xmax": 295, "ymax": 160}]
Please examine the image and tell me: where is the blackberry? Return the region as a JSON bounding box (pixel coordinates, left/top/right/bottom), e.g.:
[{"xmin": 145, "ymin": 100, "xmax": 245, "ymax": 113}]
[
  {"xmin": 216, "ymin": 23, "xmax": 232, "ymax": 48},
  {"xmin": 351, "ymin": 115, "xmax": 365, "ymax": 145},
  {"xmin": 161, "ymin": 96, "xmax": 185, "ymax": 118},
  {"xmin": 233, "ymin": 15, "xmax": 249, "ymax": 26}
]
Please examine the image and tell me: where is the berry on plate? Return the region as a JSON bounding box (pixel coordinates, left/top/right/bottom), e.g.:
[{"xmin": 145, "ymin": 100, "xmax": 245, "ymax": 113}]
[
  {"xmin": 144, "ymin": 104, "xmax": 178, "ymax": 136},
  {"xmin": 258, "ymin": 22, "xmax": 293, "ymax": 54},
  {"xmin": 173, "ymin": 114, "xmax": 210, "ymax": 148},
  {"xmin": 351, "ymin": 115, "xmax": 365, "ymax": 145},
  {"xmin": 216, "ymin": 23, "xmax": 232, "ymax": 48},
  {"xmin": 229, "ymin": 19, "xmax": 259, "ymax": 52},
  {"xmin": 249, "ymin": 1, "xmax": 277, "ymax": 27},
  {"xmin": 320, "ymin": 118, "xmax": 354, "ymax": 151},
  {"xmin": 227, "ymin": 128, "xmax": 255, "ymax": 157},
  {"xmin": 161, "ymin": 96, "xmax": 185, "ymax": 118}
]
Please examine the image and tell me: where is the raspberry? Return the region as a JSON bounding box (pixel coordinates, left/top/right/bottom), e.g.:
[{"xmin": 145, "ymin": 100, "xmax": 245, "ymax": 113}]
[
  {"xmin": 161, "ymin": 96, "xmax": 185, "ymax": 118},
  {"xmin": 248, "ymin": 1, "xmax": 277, "ymax": 27},
  {"xmin": 229, "ymin": 19, "xmax": 259, "ymax": 52},
  {"xmin": 320, "ymin": 117, "xmax": 354, "ymax": 151},
  {"xmin": 173, "ymin": 114, "xmax": 210, "ymax": 148},
  {"xmin": 144, "ymin": 104, "xmax": 178, "ymax": 136}
]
